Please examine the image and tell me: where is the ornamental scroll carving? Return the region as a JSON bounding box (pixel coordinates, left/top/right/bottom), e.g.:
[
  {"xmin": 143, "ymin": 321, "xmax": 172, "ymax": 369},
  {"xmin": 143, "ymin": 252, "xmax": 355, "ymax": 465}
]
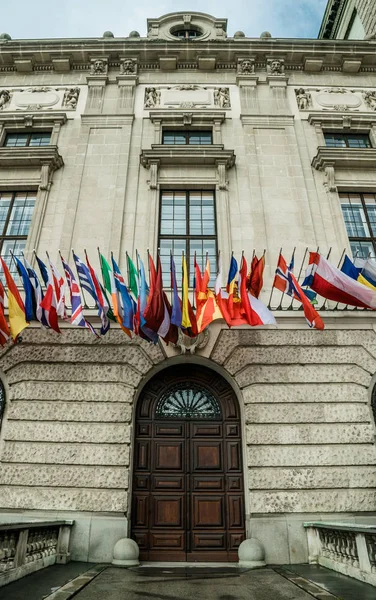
[
  {"xmin": 0, "ymin": 90, "xmax": 11, "ymax": 110},
  {"xmin": 363, "ymin": 90, "xmax": 376, "ymax": 110},
  {"xmin": 144, "ymin": 86, "xmax": 230, "ymax": 109}
]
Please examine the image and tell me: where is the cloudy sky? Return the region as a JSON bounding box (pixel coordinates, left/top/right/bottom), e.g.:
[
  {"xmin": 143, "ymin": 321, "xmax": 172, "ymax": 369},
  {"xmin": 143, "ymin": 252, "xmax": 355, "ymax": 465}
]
[{"xmin": 3, "ymin": 0, "xmax": 328, "ymax": 40}]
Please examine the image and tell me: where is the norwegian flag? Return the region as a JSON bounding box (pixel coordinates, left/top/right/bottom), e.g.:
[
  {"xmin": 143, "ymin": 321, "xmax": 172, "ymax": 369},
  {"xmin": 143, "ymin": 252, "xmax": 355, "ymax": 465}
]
[
  {"xmin": 36, "ymin": 254, "xmax": 60, "ymax": 333},
  {"xmin": 273, "ymin": 254, "xmax": 324, "ymax": 330},
  {"xmin": 60, "ymin": 255, "xmax": 98, "ymax": 337},
  {"xmin": 48, "ymin": 255, "xmax": 68, "ymax": 320},
  {"xmin": 0, "ymin": 279, "xmax": 10, "ymax": 346}
]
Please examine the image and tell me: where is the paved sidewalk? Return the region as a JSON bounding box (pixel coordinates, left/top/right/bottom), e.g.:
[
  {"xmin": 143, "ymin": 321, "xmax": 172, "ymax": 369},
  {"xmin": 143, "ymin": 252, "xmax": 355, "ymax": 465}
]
[{"xmin": 72, "ymin": 567, "xmax": 316, "ymax": 600}]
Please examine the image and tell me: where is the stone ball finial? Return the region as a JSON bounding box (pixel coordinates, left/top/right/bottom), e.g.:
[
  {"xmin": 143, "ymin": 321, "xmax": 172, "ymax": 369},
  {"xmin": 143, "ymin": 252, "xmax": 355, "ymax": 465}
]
[
  {"xmin": 129, "ymin": 31, "xmax": 140, "ymax": 38},
  {"xmin": 112, "ymin": 538, "xmax": 139, "ymax": 567},
  {"xmin": 238, "ymin": 538, "xmax": 266, "ymax": 568},
  {"xmin": 0, "ymin": 33, "xmax": 11, "ymax": 40},
  {"xmin": 260, "ymin": 31, "xmax": 272, "ymax": 39},
  {"xmin": 234, "ymin": 31, "xmax": 245, "ymax": 38},
  {"xmin": 103, "ymin": 31, "xmax": 114, "ymax": 38}
]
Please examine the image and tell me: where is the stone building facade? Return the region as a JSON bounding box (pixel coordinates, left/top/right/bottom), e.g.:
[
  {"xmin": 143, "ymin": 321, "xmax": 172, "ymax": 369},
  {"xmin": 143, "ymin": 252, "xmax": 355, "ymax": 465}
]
[
  {"xmin": 0, "ymin": 11, "xmax": 376, "ymax": 565},
  {"xmin": 319, "ymin": 0, "xmax": 376, "ymax": 39}
]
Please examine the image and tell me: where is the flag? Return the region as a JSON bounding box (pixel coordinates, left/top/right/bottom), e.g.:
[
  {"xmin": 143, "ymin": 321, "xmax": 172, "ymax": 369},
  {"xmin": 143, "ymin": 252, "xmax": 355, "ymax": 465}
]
[
  {"xmin": 127, "ymin": 254, "xmax": 139, "ymax": 300},
  {"xmin": 60, "ymin": 254, "xmax": 98, "ymax": 336},
  {"xmin": 36, "ymin": 255, "xmax": 60, "ymax": 333},
  {"xmin": 247, "ymin": 254, "xmax": 265, "ymax": 298},
  {"xmin": 275, "ymin": 253, "xmax": 324, "ymax": 329},
  {"xmin": 0, "ymin": 279, "xmax": 10, "ymax": 346},
  {"xmin": 170, "ymin": 254, "xmax": 182, "ymax": 328},
  {"xmin": 303, "ymin": 252, "xmax": 376, "ymax": 310},
  {"xmin": 239, "ymin": 256, "xmax": 263, "ymax": 326},
  {"xmin": 111, "ymin": 256, "xmax": 134, "ymax": 331},
  {"xmin": 23, "ymin": 258, "xmax": 48, "ymax": 326},
  {"xmin": 181, "ymin": 253, "xmax": 191, "ymax": 329},
  {"xmin": 48, "ymin": 257, "xmax": 68, "ymax": 320},
  {"xmin": 143, "ymin": 253, "xmax": 165, "ymax": 335},
  {"xmin": 13, "ymin": 255, "xmax": 36, "ymax": 322},
  {"xmin": 100, "ymin": 253, "xmax": 131, "ymax": 337},
  {"xmin": 342, "ymin": 255, "xmax": 376, "ymax": 291},
  {"xmin": 85, "ymin": 253, "xmax": 111, "ymax": 335},
  {"xmin": 226, "ymin": 255, "xmax": 238, "ymax": 319},
  {"xmin": 74, "ymin": 252, "xmax": 108, "ymax": 336},
  {"xmin": 0, "ymin": 257, "xmax": 29, "ymax": 340},
  {"xmin": 137, "ymin": 254, "xmax": 158, "ymax": 343},
  {"xmin": 248, "ymin": 293, "xmax": 277, "ymax": 326},
  {"xmin": 354, "ymin": 257, "xmax": 376, "ymax": 288},
  {"xmin": 195, "ymin": 256, "xmax": 223, "ymax": 333}
]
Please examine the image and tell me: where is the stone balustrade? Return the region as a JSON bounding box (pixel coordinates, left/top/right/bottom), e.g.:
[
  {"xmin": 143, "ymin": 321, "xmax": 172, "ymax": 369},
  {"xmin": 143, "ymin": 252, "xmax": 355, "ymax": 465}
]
[
  {"xmin": 0, "ymin": 520, "xmax": 74, "ymax": 587},
  {"xmin": 305, "ymin": 521, "xmax": 376, "ymax": 587}
]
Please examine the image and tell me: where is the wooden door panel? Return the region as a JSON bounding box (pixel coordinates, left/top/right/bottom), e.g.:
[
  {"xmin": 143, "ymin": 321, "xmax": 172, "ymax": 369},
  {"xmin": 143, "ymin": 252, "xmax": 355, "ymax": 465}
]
[
  {"xmin": 135, "ymin": 475, "xmax": 149, "ymax": 490},
  {"xmin": 226, "ymin": 441, "xmax": 242, "ymax": 471},
  {"xmin": 155, "ymin": 423, "xmax": 184, "ymax": 437},
  {"xmin": 191, "ymin": 424, "xmax": 222, "ymax": 437},
  {"xmin": 193, "ymin": 441, "xmax": 222, "ymax": 471},
  {"xmin": 135, "ymin": 440, "xmax": 149, "ymax": 470},
  {"xmin": 152, "ymin": 495, "xmax": 184, "ymax": 528},
  {"xmin": 152, "ymin": 476, "xmax": 185, "ymax": 491},
  {"xmin": 192, "ymin": 533, "xmax": 226, "ymax": 549},
  {"xmin": 150, "ymin": 532, "xmax": 185, "ymax": 550},
  {"xmin": 192, "ymin": 496, "xmax": 225, "ymax": 528},
  {"xmin": 154, "ymin": 442, "xmax": 184, "ymax": 471},
  {"xmin": 133, "ymin": 494, "xmax": 149, "ymax": 527},
  {"xmin": 227, "ymin": 495, "xmax": 244, "ymax": 528},
  {"xmin": 228, "ymin": 532, "xmax": 245, "ymax": 550},
  {"xmin": 227, "ymin": 475, "xmax": 243, "ymax": 491},
  {"xmin": 192, "ymin": 476, "xmax": 224, "ymax": 491}
]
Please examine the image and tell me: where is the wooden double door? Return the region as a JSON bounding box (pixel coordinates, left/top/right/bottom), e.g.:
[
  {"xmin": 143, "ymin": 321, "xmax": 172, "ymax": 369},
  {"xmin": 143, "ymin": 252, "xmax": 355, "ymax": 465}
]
[{"xmin": 131, "ymin": 365, "xmax": 245, "ymax": 562}]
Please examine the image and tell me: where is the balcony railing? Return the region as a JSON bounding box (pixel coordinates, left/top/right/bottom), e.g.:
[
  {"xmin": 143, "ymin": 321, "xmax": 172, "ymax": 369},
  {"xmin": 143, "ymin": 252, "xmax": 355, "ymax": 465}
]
[
  {"xmin": 304, "ymin": 521, "xmax": 376, "ymax": 587},
  {"xmin": 0, "ymin": 520, "xmax": 74, "ymax": 587}
]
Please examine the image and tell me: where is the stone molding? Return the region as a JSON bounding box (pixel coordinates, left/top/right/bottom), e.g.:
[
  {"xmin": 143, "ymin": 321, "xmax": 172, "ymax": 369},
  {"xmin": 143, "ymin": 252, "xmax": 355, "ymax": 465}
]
[
  {"xmin": 312, "ymin": 146, "xmax": 376, "ymax": 170},
  {"xmin": 308, "ymin": 112, "xmax": 376, "ymax": 131},
  {"xmin": 140, "ymin": 144, "xmax": 235, "ymax": 168},
  {"xmin": 240, "ymin": 115, "xmax": 294, "ymax": 127},
  {"xmin": 149, "ymin": 110, "xmax": 226, "ymax": 126},
  {"xmin": 81, "ymin": 114, "xmax": 134, "ymax": 126},
  {"xmin": 0, "ymin": 112, "xmax": 67, "ymax": 129},
  {"xmin": 0, "ymin": 146, "xmax": 63, "ymax": 183}
]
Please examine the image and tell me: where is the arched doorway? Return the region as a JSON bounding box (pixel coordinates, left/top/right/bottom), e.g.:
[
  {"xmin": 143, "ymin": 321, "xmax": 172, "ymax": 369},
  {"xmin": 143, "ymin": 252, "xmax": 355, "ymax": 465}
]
[{"xmin": 131, "ymin": 364, "xmax": 245, "ymax": 562}]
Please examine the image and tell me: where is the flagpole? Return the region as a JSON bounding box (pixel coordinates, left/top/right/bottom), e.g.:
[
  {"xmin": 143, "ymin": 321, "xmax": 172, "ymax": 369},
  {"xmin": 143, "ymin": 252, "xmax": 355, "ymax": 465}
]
[
  {"xmin": 287, "ymin": 247, "xmax": 296, "ymax": 310},
  {"xmin": 34, "ymin": 249, "xmax": 47, "ymax": 291},
  {"xmin": 268, "ymin": 248, "xmax": 282, "ymax": 310}
]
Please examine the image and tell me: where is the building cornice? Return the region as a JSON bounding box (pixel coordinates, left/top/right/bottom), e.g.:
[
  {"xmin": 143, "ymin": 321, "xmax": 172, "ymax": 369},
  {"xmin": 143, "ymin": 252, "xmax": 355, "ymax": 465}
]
[
  {"xmin": 0, "ymin": 146, "xmax": 63, "ymax": 171},
  {"xmin": 312, "ymin": 146, "xmax": 376, "ymax": 170},
  {"xmin": 140, "ymin": 144, "xmax": 235, "ymax": 169},
  {"xmin": 318, "ymin": 0, "xmax": 349, "ymax": 40},
  {"xmin": 1, "ymin": 37, "xmax": 376, "ymax": 73}
]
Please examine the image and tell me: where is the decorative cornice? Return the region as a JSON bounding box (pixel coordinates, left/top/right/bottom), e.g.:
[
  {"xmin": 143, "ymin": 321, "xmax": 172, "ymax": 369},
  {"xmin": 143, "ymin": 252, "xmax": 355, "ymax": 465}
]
[
  {"xmin": 140, "ymin": 144, "xmax": 235, "ymax": 169},
  {"xmin": 81, "ymin": 114, "xmax": 134, "ymax": 126},
  {"xmin": 318, "ymin": 0, "xmax": 348, "ymax": 39},
  {"xmin": 312, "ymin": 146, "xmax": 376, "ymax": 170},
  {"xmin": 0, "ymin": 146, "xmax": 64, "ymax": 171},
  {"xmin": 149, "ymin": 111, "xmax": 226, "ymax": 125},
  {"xmin": 308, "ymin": 112, "xmax": 376, "ymax": 130},
  {"xmin": 0, "ymin": 112, "xmax": 67, "ymax": 128}
]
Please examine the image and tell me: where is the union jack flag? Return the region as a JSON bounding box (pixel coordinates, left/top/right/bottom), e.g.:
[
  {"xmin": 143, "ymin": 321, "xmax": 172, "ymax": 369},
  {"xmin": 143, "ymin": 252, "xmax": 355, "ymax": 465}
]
[
  {"xmin": 73, "ymin": 252, "xmax": 109, "ymax": 336},
  {"xmin": 61, "ymin": 255, "xmax": 98, "ymax": 337}
]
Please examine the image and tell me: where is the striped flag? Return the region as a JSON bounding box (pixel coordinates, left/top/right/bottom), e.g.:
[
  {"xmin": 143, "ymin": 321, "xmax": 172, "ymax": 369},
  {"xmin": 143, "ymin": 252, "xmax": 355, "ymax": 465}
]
[
  {"xmin": 111, "ymin": 255, "xmax": 134, "ymax": 331},
  {"xmin": 36, "ymin": 255, "xmax": 60, "ymax": 333},
  {"xmin": 0, "ymin": 279, "xmax": 10, "ymax": 346},
  {"xmin": 60, "ymin": 254, "xmax": 98, "ymax": 337},
  {"xmin": 48, "ymin": 257, "xmax": 68, "ymax": 320},
  {"xmin": 73, "ymin": 252, "xmax": 109, "ymax": 336},
  {"xmin": 0, "ymin": 257, "xmax": 29, "ymax": 341}
]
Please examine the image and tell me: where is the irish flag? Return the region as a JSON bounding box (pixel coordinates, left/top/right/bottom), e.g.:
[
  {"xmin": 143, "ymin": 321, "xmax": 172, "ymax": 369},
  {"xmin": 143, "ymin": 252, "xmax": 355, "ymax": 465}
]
[{"xmin": 0, "ymin": 257, "xmax": 29, "ymax": 340}]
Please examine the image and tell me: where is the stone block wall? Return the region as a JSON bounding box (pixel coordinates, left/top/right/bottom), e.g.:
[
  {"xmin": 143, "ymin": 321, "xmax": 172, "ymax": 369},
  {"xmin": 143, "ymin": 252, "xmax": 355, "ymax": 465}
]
[{"xmin": 0, "ymin": 324, "xmax": 375, "ymax": 563}]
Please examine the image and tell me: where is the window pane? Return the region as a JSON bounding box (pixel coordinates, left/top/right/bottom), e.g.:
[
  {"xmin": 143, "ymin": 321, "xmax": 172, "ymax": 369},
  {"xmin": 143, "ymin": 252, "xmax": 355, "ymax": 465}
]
[
  {"xmin": 162, "ymin": 131, "xmax": 186, "ymax": 145},
  {"xmin": 341, "ymin": 204, "xmax": 369, "ymax": 237},
  {"xmin": 1, "ymin": 239, "xmax": 26, "ymax": 282},
  {"xmin": 188, "ymin": 132, "xmax": 212, "ymax": 145},
  {"xmin": 6, "ymin": 195, "xmax": 36, "ymax": 236},
  {"xmin": 0, "ymin": 194, "xmax": 12, "ymax": 235},
  {"xmin": 350, "ymin": 240, "xmax": 374, "ymax": 259},
  {"xmin": 29, "ymin": 132, "xmax": 51, "ymax": 147},
  {"xmin": 324, "ymin": 134, "xmax": 346, "ymax": 148},
  {"xmin": 4, "ymin": 133, "xmax": 28, "ymax": 147}
]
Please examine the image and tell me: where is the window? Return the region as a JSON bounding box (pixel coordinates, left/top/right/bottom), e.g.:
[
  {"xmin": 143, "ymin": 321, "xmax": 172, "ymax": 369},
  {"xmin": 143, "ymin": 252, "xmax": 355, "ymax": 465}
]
[
  {"xmin": 0, "ymin": 380, "xmax": 4, "ymax": 430},
  {"xmin": 4, "ymin": 132, "xmax": 51, "ymax": 148},
  {"xmin": 172, "ymin": 29, "xmax": 202, "ymax": 39},
  {"xmin": 0, "ymin": 191, "xmax": 37, "ymax": 278},
  {"xmin": 340, "ymin": 192, "xmax": 376, "ymax": 258},
  {"xmin": 324, "ymin": 133, "xmax": 371, "ymax": 149},
  {"xmin": 162, "ymin": 131, "xmax": 212, "ymax": 145},
  {"xmin": 159, "ymin": 190, "xmax": 217, "ymax": 287},
  {"xmin": 156, "ymin": 384, "xmax": 221, "ymax": 419}
]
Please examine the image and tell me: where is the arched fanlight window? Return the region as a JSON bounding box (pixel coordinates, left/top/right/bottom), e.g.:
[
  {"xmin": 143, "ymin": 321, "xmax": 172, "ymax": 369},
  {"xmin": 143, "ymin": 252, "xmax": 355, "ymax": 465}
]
[
  {"xmin": 155, "ymin": 383, "xmax": 221, "ymax": 419},
  {"xmin": 372, "ymin": 384, "xmax": 376, "ymax": 426},
  {"xmin": 0, "ymin": 380, "xmax": 5, "ymax": 429}
]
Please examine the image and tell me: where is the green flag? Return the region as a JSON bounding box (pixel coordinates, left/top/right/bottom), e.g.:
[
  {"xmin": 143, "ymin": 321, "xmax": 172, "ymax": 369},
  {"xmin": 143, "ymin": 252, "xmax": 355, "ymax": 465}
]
[{"xmin": 127, "ymin": 254, "xmax": 139, "ymax": 299}]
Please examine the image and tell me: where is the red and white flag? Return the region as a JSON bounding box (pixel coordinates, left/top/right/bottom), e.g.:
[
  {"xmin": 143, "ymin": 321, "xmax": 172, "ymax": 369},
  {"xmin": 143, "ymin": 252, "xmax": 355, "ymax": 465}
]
[{"xmin": 0, "ymin": 279, "xmax": 10, "ymax": 346}]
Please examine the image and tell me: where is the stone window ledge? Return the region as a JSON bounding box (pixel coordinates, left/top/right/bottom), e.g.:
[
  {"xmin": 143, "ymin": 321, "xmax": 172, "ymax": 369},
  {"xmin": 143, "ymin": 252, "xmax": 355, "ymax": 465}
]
[
  {"xmin": 312, "ymin": 146, "xmax": 376, "ymax": 170},
  {"xmin": 0, "ymin": 146, "xmax": 64, "ymax": 170},
  {"xmin": 140, "ymin": 144, "xmax": 235, "ymax": 168}
]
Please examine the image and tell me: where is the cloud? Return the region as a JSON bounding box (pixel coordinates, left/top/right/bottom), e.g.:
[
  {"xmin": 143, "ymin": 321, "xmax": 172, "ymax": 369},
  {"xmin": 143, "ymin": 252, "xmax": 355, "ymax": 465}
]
[{"xmin": 3, "ymin": 0, "xmax": 328, "ymax": 39}]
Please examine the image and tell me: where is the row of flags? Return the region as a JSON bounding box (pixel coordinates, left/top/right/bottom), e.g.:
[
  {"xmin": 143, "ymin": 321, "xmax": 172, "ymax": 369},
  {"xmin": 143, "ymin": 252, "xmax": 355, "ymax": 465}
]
[{"xmin": 1, "ymin": 249, "xmax": 376, "ymax": 347}]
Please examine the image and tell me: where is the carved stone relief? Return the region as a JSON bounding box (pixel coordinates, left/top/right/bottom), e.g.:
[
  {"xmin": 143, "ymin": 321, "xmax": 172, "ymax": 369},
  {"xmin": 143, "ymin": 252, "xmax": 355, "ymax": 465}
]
[
  {"xmin": 143, "ymin": 85, "xmax": 231, "ymax": 110},
  {"xmin": 316, "ymin": 88, "xmax": 361, "ymax": 111},
  {"xmin": 363, "ymin": 90, "xmax": 376, "ymax": 110},
  {"xmin": 90, "ymin": 59, "xmax": 108, "ymax": 75},
  {"xmin": 213, "ymin": 88, "xmax": 230, "ymax": 108},
  {"xmin": 237, "ymin": 59, "xmax": 255, "ymax": 75},
  {"xmin": 295, "ymin": 88, "xmax": 312, "ymax": 110},
  {"xmin": 267, "ymin": 59, "xmax": 284, "ymax": 75},
  {"xmin": 0, "ymin": 90, "xmax": 11, "ymax": 110},
  {"xmin": 62, "ymin": 88, "xmax": 80, "ymax": 109},
  {"xmin": 0, "ymin": 87, "xmax": 81, "ymax": 111},
  {"xmin": 120, "ymin": 58, "xmax": 137, "ymax": 75}
]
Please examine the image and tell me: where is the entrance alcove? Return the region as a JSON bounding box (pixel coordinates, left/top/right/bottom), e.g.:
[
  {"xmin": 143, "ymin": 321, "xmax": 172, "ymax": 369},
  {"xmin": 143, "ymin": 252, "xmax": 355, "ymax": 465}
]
[{"xmin": 130, "ymin": 362, "xmax": 246, "ymax": 562}]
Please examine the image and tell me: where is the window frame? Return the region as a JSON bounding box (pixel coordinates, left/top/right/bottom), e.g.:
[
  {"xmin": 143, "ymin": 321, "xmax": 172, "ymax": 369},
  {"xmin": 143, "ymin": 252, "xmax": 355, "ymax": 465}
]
[
  {"xmin": 162, "ymin": 129, "xmax": 213, "ymax": 146},
  {"xmin": 158, "ymin": 189, "xmax": 218, "ymax": 285},
  {"xmin": 4, "ymin": 131, "xmax": 52, "ymax": 148},
  {"xmin": 0, "ymin": 190, "xmax": 38, "ymax": 277},
  {"xmin": 340, "ymin": 191, "xmax": 376, "ymax": 258},
  {"xmin": 324, "ymin": 132, "xmax": 372, "ymax": 149}
]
